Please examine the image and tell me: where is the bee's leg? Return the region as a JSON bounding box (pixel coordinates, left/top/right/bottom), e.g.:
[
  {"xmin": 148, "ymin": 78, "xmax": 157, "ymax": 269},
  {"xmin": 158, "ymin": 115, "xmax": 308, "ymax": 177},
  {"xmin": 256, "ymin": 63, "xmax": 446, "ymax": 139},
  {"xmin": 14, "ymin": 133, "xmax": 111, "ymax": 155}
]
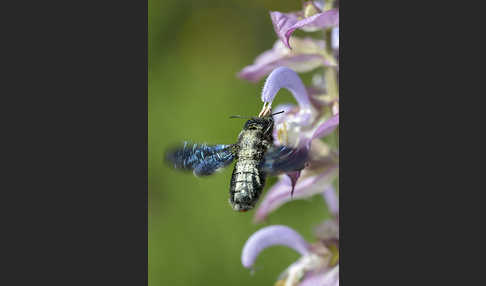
[{"xmin": 264, "ymin": 121, "xmax": 273, "ymax": 135}]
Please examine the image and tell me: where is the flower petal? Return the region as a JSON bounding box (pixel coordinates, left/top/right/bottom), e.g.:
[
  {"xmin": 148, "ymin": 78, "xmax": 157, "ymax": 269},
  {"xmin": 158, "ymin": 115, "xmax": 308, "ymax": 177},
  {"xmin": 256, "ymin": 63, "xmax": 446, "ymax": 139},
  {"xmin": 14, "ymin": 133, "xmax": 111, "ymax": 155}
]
[
  {"xmin": 262, "ymin": 67, "xmax": 308, "ymax": 106},
  {"xmin": 274, "ymin": 103, "xmax": 297, "ymax": 124},
  {"xmin": 299, "ymin": 272, "xmax": 325, "ymax": 286},
  {"xmin": 290, "ymin": 8, "xmax": 339, "ymax": 32},
  {"xmin": 331, "ymin": 27, "xmax": 339, "ymax": 51},
  {"xmin": 306, "ymin": 113, "xmax": 339, "ymax": 148},
  {"xmin": 272, "ymin": 104, "xmax": 298, "ymax": 145},
  {"xmin": 286, "ymin": 170, "xmax": 302, "ymax": 197},
  {"xmin": 262, "ymin": 67, "xmax": 315, "ymax": 126},
  {"xmin": 299, "ymin": 266, "xmax": 339, "ymax": 286},
  {"xmin": 321, "ymin": 266, "xmax": 339, "ymax": 286},
  {"xmin": 270, "ymin": 11, "xmax": 299, "ymax": 49},
  {"xmin": 254, "ymin": 166, "xmax": 338, "ymax": 223},
  {"xmin": 238, "ymin": 38, "xmax": 330, "ymax": 83},
  {"xmin": 322, "ymin": 185, "xmax": 338, "ymax": 215},
  {"xmin": 270, "ymin": 9, "xmax": 339, "ymax": 49},
  {"xmin": 241, "ymin": 225, "xmax": 311, "ymax": 268}
]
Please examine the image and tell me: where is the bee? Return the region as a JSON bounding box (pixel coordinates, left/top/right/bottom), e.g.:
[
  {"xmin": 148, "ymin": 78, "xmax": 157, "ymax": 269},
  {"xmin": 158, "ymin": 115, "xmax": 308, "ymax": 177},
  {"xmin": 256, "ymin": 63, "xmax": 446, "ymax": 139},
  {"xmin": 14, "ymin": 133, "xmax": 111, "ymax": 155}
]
[{"xmin": 165, "ymin": 110, "xmax": 308, "ymax": 212}]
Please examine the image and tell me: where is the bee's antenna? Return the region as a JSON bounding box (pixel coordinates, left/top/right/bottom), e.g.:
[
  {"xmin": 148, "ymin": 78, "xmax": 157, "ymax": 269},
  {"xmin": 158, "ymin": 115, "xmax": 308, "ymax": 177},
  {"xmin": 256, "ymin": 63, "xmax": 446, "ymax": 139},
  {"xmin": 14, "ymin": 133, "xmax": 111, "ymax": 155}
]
[
  {"xmin": 231, "ymin": 111, "xmax": 284, "ymax": 119},
  {"xmin": 229, "ymin": 115, "xmax": 252, "ymax": 119}
]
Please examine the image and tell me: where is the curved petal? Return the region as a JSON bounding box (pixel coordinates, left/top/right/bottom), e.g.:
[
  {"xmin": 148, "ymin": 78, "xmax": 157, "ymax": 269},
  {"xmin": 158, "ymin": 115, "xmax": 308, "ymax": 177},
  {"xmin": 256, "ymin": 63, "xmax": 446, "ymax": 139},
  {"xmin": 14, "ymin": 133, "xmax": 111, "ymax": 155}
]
[
  {"xmin": 241, "ymin": 225, "xmax": 311, "ymax": 268},
  {"xmin": 262, "ymin": 67, "xmax": 314, "ymax": 126},
  {"xmin": 312, "ymin": 114, "xmax": 339, "ymax": 139},
  {"xmin": 306, "ymin": 113, "xmax": 339, "ymax": 148},
  {"xmin": 238, "ymin": 38, "xmax": 328, "ymax": 83},
  {"xmin": 271, "ymin": 9, "xmax": 339, "ymax": 49},
  {"xmin": 262, "ymin": 67, "xmax": 309, "ymax": 107},
  {"xmin": 254, "ymin": 166, "xmax": 338, "ymax": 223}
]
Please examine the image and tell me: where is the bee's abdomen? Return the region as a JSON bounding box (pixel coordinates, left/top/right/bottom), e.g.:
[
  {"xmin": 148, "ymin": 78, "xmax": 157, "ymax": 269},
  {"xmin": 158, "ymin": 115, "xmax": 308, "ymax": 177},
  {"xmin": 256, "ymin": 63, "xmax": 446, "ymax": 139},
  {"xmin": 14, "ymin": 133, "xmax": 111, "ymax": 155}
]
[{"xmin": 229, "ymin": 159, "xmax": 266, "ymax": 211}]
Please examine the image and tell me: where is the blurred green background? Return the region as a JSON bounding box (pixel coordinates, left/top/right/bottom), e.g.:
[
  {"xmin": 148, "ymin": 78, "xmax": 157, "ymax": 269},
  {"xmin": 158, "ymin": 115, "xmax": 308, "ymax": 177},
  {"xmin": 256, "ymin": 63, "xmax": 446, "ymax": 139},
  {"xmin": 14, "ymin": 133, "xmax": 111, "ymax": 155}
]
[{"xmin": 149, "ymin": 1, "xmax": 331, "ymax": 285}]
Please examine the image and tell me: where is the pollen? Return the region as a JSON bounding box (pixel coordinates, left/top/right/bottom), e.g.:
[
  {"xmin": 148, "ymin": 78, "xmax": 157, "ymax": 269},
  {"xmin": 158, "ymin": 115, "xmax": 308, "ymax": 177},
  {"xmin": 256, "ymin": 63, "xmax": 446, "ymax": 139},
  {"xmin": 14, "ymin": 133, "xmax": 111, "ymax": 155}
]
[
  {"xmin": 304, "ymin": 3, "xmax": 319, "ymax": 18},
  {"xmin": 277, "ymin": 122, "xmax": 288, "ymax": 144}
]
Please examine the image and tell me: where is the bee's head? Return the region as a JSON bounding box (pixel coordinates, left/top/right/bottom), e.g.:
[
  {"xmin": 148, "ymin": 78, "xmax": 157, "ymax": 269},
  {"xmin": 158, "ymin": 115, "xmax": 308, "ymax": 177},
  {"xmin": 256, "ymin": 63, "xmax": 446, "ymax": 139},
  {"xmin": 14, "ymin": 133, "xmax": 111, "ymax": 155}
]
[
  {"xmin": 243, "ymin": 116, "xmax": 274, "ymax": 133},
  {"xmin": 231, "ymin": 110, "xmax": 282, "ymax": 135}
]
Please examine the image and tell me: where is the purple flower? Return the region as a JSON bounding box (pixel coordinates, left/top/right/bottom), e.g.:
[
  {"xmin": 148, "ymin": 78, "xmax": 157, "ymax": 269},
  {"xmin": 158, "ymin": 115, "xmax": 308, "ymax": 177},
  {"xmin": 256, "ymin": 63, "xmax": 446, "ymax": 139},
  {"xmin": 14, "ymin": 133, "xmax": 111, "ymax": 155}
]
[
  {"xmin": 254, "ymin": 167, "xmax": 338, "ymax": 223},
  {"xmin": 241, "ymin": 225, "xmax": 311, "ymax": 268},
  {"xmin": 253, "ymin": 67, "xmax": 339, "ymax": 222},
  {"xmin": 237, "ymin": 3, "xmax": 339, "ymax": 284},
  {"xmin": 260, "ymin": 66, "xmax": 314, "ymax": 124},
  {"xmin": 241, "ymin": 225, "xmax": 339, "ymax": 286},
  {"xmin": 270, "ymin": 8, "xmax": 339, "ymax": 49},
  {"xmin": 254, "ymin": 135, "xmax": 338, "ymax": 223},
  {"xmin": 261, "ymin": 67, "xmax": 338, "ymax": 144},
  {"xmin": 255, "ymin": 67, "xmax": 339, "ymax": 212},
  {"xmin": 238, "ymin": 38, "xmax": 333, "ymax": 83},
  {"xmin": 260, "ymin": 67, "xmax": 336, "ymax": 138}
]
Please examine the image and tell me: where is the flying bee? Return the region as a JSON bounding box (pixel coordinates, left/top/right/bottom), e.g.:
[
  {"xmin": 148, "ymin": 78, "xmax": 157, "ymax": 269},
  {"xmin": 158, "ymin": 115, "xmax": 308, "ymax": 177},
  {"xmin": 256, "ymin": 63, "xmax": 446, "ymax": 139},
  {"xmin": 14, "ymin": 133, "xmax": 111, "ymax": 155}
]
[{"xmin": 165, "ymin": 110, "xmax": 308, "ymax": 212}]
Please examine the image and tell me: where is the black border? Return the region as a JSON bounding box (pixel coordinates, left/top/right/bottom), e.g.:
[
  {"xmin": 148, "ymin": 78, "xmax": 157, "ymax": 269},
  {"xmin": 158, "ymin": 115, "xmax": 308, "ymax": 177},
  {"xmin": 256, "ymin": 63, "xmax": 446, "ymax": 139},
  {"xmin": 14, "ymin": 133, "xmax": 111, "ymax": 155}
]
[
  {"xmin": 3, "ymin": 1, "xmax": 148, "ymax": 284},
  {"xmin": 340, "ymin": 0, "xmax": 473, "ymax": 284}
]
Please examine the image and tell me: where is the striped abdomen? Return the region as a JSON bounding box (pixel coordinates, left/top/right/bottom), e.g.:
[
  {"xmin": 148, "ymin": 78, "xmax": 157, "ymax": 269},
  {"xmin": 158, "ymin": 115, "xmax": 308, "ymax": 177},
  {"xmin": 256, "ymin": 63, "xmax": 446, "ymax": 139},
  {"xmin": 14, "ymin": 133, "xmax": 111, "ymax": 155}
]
[{"xmin": 229, "ymin": 129, "xmax": 272, "ymax": 212}]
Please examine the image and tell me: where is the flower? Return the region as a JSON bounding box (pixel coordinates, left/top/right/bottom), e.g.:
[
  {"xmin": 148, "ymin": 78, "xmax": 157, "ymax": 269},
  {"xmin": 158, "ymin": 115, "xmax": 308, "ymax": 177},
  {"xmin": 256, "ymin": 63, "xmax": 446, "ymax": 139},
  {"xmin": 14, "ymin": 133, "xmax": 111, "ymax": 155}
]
[
  {"xmin": 238, "ymin": 38, "xmax": 333, "ymax": 83},
  {"xmin": 255, "ymin": 164, "xmax": 338, "ymax": 223},
  {"xmin": 253, "ymin": 67, "xmax": 339, "ymax": 222},
  {"xmin": 270, "ymin": 8, "xmax": 339, "ymax": 49},
  {"xmin": 241, "ymin": 225, "xmax": 339, "ymax": 286},
  {"xmin": 237, "ymin": 1, "xmax": 339, "ymax": 283},
  {"xmin": 260, "ymin": 66, "xmax": 314, "ymax": 125}
]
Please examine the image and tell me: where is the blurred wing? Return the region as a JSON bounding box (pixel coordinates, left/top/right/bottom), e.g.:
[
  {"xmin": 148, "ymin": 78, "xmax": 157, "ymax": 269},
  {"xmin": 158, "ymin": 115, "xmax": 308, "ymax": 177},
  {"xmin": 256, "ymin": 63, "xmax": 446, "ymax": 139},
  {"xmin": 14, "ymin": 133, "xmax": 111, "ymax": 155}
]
[
  {"xmin": 263, "ymin": 145, "xmax": 309, "ymax": 175},
  {"xmin": 165, "ymin": 142, "xmax": 236, "ymax": 176}
]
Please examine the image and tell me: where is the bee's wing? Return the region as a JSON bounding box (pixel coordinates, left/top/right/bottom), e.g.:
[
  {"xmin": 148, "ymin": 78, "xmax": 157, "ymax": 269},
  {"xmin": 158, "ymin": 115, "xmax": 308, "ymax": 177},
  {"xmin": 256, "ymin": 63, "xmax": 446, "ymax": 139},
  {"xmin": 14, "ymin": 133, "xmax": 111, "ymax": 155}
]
[
  {"xmin": 263, "ymin": 145, "xmax": 309, "ymax": 175},
  {"xmin": 165, "ymin": 142, "xmax": 236, "ymax": 176}
]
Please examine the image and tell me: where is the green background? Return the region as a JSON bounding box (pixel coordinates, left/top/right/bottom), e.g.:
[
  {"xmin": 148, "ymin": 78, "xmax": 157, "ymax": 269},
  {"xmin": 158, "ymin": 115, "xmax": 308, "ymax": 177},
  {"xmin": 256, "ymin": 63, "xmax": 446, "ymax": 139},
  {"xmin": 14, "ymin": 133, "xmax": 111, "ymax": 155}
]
[{"xmin": 149, "ymin": 1, "xmax": 332, "ymax": 285}]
